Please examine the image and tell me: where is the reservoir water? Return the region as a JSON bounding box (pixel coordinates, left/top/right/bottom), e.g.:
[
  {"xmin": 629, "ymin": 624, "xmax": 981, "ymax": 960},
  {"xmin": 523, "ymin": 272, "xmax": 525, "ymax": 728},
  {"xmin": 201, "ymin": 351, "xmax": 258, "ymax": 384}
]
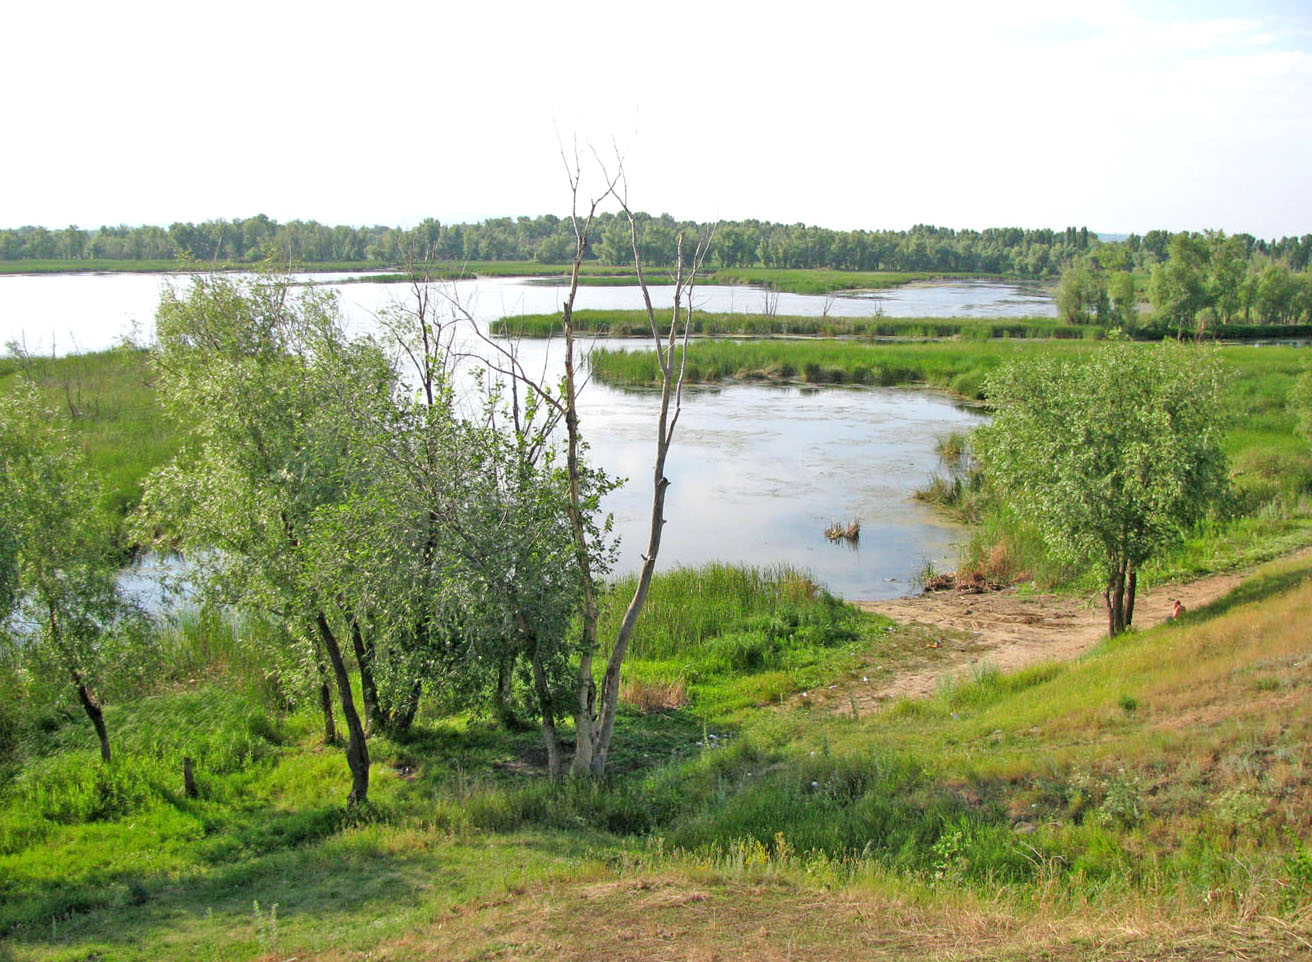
[{"xmin": 0, "ymin": 272, "xmax": 1032, "ymax": 599}]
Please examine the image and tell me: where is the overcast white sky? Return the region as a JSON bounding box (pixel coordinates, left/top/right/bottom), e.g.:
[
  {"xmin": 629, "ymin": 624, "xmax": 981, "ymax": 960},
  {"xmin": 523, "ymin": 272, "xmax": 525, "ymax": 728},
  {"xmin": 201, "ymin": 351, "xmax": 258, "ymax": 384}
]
[{"xmin": 5, "ymin": 0, "xmax": 1310, "ymax": 237}]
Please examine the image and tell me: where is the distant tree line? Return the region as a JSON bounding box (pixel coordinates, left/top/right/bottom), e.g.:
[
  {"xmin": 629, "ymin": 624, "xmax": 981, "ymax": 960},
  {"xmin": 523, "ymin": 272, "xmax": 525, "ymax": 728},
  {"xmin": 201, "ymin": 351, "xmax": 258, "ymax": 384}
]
[{"xmin": 3, "ymin": 214, "xmax": 1310, "ymax": 283}]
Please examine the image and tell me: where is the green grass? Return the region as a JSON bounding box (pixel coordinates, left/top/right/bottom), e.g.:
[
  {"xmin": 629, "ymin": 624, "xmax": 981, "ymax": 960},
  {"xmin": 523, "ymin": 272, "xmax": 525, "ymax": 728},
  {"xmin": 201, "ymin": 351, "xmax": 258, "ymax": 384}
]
[
  {"xmin": 598, "ymin": 564, "xmax": 883, "ymax": 722},
  {"xmin": 6, "ymin": 554, "xmax": 1312, "ymax": 959},
  {"xmin": 0, "ymin": 346, "xmax": 177, "ymax": 521}
]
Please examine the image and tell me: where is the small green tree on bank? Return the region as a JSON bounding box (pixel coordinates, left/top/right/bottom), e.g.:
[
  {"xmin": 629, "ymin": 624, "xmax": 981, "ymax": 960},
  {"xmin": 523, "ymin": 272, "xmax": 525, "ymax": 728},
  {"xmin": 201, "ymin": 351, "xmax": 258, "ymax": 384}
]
[
  {"xmin": 142, "ymin": 275, "xmax": 394, "ymax": 804},
  {"xmin": 976, "ymin": 340, "xmax": 1230, "ymax": 637},
  {"xmin": 0, "ymin": 388, "xmax": 143, "ymax": 762}
]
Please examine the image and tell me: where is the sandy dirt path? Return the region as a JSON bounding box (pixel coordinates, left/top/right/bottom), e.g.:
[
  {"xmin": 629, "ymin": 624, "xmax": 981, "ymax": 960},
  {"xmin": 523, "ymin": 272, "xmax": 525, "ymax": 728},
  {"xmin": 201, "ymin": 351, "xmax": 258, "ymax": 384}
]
[{"xmin": 846, "ymin": 562, "xmax": 1275, "ymax": 705}]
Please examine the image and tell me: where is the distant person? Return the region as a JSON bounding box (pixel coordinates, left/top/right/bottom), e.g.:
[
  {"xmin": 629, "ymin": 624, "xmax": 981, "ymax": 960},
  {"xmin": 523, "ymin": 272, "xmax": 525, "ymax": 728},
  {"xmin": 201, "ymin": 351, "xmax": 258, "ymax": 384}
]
[{"xmin": 1170, "ymin": 598, "xmax": 1185, "ymax": 621}]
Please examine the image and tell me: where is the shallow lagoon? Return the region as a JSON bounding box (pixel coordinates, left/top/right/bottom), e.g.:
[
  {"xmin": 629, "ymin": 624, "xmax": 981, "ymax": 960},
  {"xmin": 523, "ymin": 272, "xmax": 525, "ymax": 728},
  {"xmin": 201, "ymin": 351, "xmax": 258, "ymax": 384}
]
[{"xmin": 1, "ymin": 272, "xmax": 1012, "ymax": 598}]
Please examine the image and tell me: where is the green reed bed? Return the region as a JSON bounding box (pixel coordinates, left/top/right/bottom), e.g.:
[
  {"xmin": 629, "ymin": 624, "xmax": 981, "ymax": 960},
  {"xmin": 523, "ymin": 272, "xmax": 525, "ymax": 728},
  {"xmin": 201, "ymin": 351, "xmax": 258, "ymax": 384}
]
[
  {"xmin": 597, "ymin": 563, "xmax": 873, "ymax": 718},
  {"xmin": 491, "ymin": 309, "xmax": 1074, "ymax": 340}
]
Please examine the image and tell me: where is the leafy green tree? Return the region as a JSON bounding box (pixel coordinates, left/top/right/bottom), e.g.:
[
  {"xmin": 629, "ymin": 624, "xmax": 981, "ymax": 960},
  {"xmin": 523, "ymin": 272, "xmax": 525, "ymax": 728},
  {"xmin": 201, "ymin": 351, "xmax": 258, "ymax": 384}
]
[
  {"xmin": 977, "ymin": 340, "xmax": 1230, "ymax": 637},
  {"xmin": 0, "ymin": 387, "xmax": 144, "ymax": 762},
  {"xmin": 1255, "ymin": 262, "xmax": 1302, "ymax": 324},
  {"xmin": 1149, "ymin": 233, "xmax": 1211, "ymax": 334},
  {"xmin": 1207, "ymin": 231, "xmax": 1247, "ymax": 325},
  {"xmin": 1108, "ymin": 271, "xmax": 1137, "ymax": 329},
  {"xmin": 1055, "ymin": 260, "xmax": 1111, "ymax": 325},
  {"xmin": 596, "ymin": 219, "xmax": 634, "ymax": 266},
  {"xmin": 141, "ymin": 274, "xmax": 393, "ymax": 804}
]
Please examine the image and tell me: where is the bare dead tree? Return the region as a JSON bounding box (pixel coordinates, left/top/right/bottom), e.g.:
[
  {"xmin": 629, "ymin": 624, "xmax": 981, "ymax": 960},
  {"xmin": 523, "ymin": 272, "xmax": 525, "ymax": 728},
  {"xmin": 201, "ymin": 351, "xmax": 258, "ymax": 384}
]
[
  {"xmin": 561, "ymin": 152, "xmax": 714, "ymax": 778},
  {"xmin": 399, "ymin": 141, "xmax": 712, "ymax": 778}
]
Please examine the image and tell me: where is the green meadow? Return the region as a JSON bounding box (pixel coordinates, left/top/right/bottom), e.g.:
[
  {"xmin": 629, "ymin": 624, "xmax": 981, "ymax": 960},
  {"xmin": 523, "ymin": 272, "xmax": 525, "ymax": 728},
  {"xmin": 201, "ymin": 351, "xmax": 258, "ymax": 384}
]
[{"xmin": 2, "ymin": 329, "xmax": 1312, "ymax": 959}]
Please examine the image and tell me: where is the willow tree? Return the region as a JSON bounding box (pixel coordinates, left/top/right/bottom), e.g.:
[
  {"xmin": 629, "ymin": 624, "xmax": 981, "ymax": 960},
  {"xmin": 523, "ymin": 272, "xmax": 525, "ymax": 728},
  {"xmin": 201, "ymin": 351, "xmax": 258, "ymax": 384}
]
[{"xmin": 976, "ymin": 339, "xmax": 1230, "ymax": 637}]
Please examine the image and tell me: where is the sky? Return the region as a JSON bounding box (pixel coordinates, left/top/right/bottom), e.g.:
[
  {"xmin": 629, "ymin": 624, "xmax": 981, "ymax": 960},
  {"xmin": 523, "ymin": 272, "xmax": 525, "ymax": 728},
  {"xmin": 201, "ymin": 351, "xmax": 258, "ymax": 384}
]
[{"xmin": 5, "ymin": 0, "xmax": 1311, "ymax": 238}]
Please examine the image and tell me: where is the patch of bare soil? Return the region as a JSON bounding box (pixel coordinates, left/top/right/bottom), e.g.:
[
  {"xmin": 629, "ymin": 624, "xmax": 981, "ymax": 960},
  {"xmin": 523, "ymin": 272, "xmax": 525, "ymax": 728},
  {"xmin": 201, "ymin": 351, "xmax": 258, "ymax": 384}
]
[{"xmin": 848, "ymin": 567, "xmax": 1256, "ymax": 705}]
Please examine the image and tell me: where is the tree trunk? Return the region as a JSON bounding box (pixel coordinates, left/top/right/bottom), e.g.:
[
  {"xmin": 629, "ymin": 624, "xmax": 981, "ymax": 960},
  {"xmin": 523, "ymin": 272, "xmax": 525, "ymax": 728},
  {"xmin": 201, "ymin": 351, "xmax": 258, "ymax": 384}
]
[
  {"xmin": 74, "ymin": 673, "xmax": 111, "ymax": 764},
  {"xmin": 314, "ymin": 613, "xmax": 370, "ymax": 806},
  {"xmin": 529, "ymin": 636, "xmax": 563, "ymax": 779},
  {"xmin": 389, "ymin": 678, "xmax": 423, "ymax": 735},
  {"xmin": 317, "ymin": 658, "xmax": 338, "ymax": 746},
  {"xmin": 1125, "ymin": 564, "xmax": 1138, "ymax": 629},
  {"xmin": 1103, "ymin": 559, "xmax": 1129, "ymax": 637},
  {"xmin": 494, "ymin": 650, "xmax": 528, "ymax": 731},
  {"xmin": 349, "ymin": 617, "xmax": 380, "ymax": 736}
]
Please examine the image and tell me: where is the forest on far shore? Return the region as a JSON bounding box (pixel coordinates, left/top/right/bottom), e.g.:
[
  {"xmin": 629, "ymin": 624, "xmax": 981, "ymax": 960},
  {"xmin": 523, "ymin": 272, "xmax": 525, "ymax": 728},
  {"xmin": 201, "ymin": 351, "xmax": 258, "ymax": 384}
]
[{"xmin": 2, "ymin": 212, "xmax": 1310, "ymax": 280}]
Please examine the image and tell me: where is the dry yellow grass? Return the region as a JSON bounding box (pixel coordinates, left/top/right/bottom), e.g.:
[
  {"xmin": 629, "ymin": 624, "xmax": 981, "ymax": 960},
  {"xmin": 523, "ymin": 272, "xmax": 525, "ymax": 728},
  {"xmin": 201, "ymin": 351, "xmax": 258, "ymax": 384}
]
[{"xmin": 620, "ymin": 676, "xmax": 691, "ymax": 713}]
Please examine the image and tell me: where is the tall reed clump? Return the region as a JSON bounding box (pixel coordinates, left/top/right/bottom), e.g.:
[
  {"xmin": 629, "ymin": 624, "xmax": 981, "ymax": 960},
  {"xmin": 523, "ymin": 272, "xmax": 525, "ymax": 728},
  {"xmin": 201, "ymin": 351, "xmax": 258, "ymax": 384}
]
[
  {"xmin": 915, "ymin": 430, "xmax": 985, "ymax": 521},
  {"xmin": 152, "ymin": 607, "xmax": 299, "ymax": 708},
  {"xmin": 0, "ymin": 346, "xmax": 178, "ymax": 521},
  {"xmin": 598, "ymin": 563, "xmax": 844, "ymax": 662}
]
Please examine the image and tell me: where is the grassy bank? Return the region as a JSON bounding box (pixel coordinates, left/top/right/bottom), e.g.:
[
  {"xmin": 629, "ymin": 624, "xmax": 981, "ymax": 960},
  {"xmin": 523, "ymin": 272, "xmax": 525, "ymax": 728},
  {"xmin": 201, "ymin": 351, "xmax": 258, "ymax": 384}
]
[
  {"xmin": 3, "ymin": 553, "xmax": 1312, "ymax": 959},
  {"xmin": 590, "ymin": 338, "xmax": 1061, "ymax": 398},
  {"xmin": 492, "ymin": 309, "xmax": 1075, "ymax": 340}
]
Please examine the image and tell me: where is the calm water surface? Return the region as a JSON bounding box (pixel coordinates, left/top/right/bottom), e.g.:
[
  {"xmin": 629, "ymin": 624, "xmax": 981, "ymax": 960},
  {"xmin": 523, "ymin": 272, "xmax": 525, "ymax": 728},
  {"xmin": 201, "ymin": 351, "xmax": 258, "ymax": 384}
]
[{"xmin": 3, "ymin": 272, "xmax": 1002, "ymax": 599}]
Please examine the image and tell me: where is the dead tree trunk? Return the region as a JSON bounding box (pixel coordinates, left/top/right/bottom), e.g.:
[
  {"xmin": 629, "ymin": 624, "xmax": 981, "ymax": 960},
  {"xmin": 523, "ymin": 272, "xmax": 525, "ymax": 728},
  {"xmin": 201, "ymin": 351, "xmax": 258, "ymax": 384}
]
[{"xmin": 569, "ymin": 193, "xmax": 712, "ymax": 777}]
